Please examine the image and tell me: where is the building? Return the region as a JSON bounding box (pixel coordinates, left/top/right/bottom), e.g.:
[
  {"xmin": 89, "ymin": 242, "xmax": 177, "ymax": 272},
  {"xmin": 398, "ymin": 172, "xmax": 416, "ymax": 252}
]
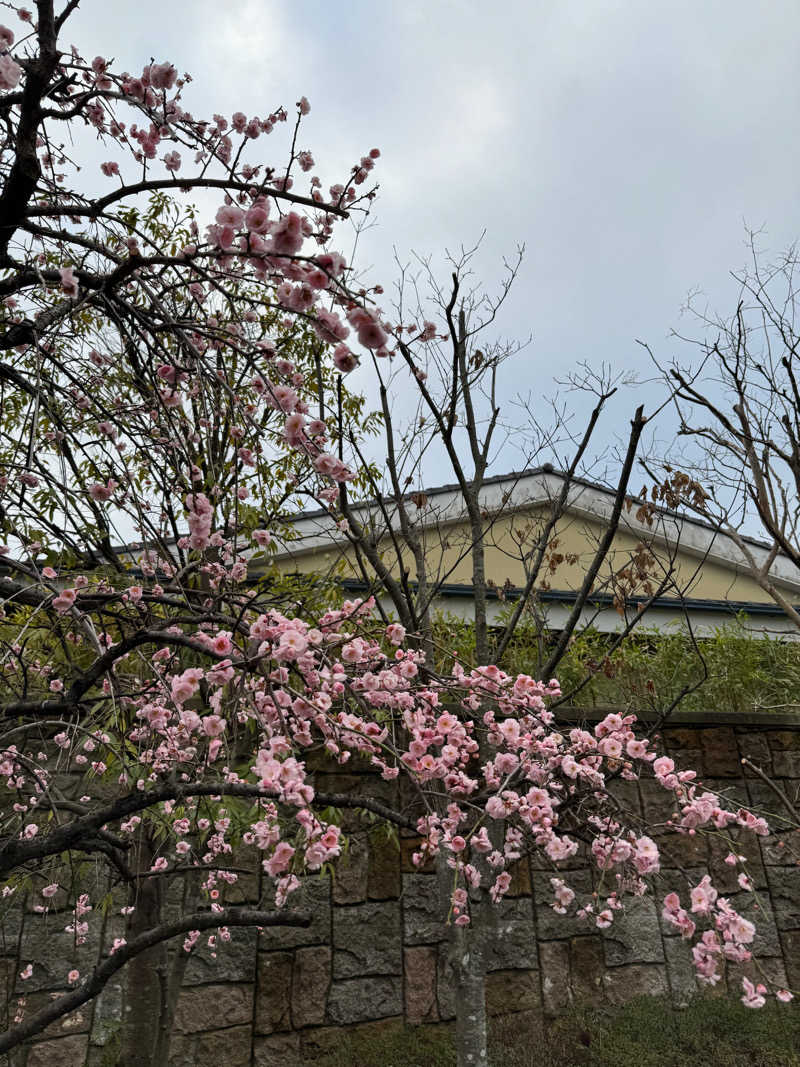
[{"xmin": 268, "ymin": 466, "xmax": 800, "ymax": 636}]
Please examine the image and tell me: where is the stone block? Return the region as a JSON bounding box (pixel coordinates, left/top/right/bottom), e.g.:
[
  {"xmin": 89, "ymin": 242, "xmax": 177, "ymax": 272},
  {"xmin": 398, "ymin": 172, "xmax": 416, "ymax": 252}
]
[
  {"xmin": 332, "ymin": 901, "xmax": 401, "ymax": 978},
  {"xmin": 569, "ymin": 936, "xmax": 605, "ymax": 1005},
  {"xmin": 773, "ymin": 751, "xmax": 800, "ymax": 777},
  {"xmin": 602, "ymin": 895, "xmax": 664, "ymax": 966},
  {"xmin": 26, "ymin": 1035, "xmax": 89, "ymax": 1067},
  {"xmin": 402, "ymin": 873, "xmax": 445, "ymax": 945},
  {"xmin": 184, "ymin": 925, "xmax": 257, "ymax": 985},
  {"xmin": 404, "ymin": 945, "xmax": 438, "ymax": 1023},
  {"xmin": 15, "ymin": 923, "xmax": 97, "ymax": 994},
  {"xmin": 727, "ymin": 891, "xmax": 781, "ymax": 956},
  {"xmin": 486, "ymin": 897, "xmax": 538, "ymax": 970},
  {"xmin": 253, "ymin": 1030, "xmax": 302, "ymax": 1067},
  {"xmin": 766, "ymin": 867, "xmax": 800, "ymax": 930},
  {"xmin": 708, "ymin": 830, "xmax": 767, "ymax": 892},
  {"xmin": 485, "ymin": 969, "xmax": 540, "ymax": 1016},
  {"xmin": 663, "ymin": 936, "xmax": 697, "ymax": 1007},
  {"xmin": 765, "ymin": 730, "xmax": 800, "ymax": 751},
  {"xmin": 780, "ymin": 930, "xmax": 800, "ymax": 989},
  {"xmin": 654, "ymin": 825, "xmax": 709, "ymax": 868},
  {"xmin": 259, "ymin": 876, "xmax": 331, "ymax": 950},
  {"xmin": 699, "ymin": 727, "xmax": 740, "ymax": 777},
  {"xmin": 195, "ymin": 1025, "xmax": 252, "ymax": 1067},
  {"xmin": 603, "ymin": 963, "xmax": 668, "ymax": 1005},
  {"xmin": 736, "ymin": 732, "xmax": 772, "ymax": 777},
  {"xmin": 539, "ymin": 940, "xmax": 570, "ymax": 1016},
  {"xmin": 737, "ymin": 955, "xmax": 789, "ymax": 991},
  {"xmin": 745, "ymin": 779, "xmax": 784, "ymax": 812},
  {"xmin": 255, "ymin": 952, "xmax": 292, "ymax": 1034},
  {"xmin": 368, "ymin": 833, "xmax": 401, "ymax": 900},
  {"xmin": 333, "ymin": 833, "xmax": 369, "ymax": 905},
  {"xmin": 327, "ymin": 976, "xmax": 403, "ymax": 1024},
  {"xmin": 506, "ymin": 858, "xmax": 532, "ymax": 897},
  {"xmin": 662, "ymin": 727, "xmax": 700, "ymax": 750},
  {"xmin": 219, "ymin": 871, "xmax": 260, "ymax": 906},
  {"xmin": 292, "ymin": 946, "xmax": 331, "ymax": 1028},
  {"xmin": 759, "ymin": 834, "xmax": 797, "ymax": 866},
  {"xmin": 605, "ymin": 778, "xmax": 643, "ymax": 817},
  {"xmin": 704, "ymin": 778, "xmax": 750, "ymax": 805},
  {"xmin": 90, "ymin": 977, "xmax": 123, "ymax": 1047},
  {"xmin": 639, "ymin": 780, "xmax": 679, "ymax": 824},
  {"xmin": 22, "ymin": 993, "xmax": 90, "ymax": 1040},
  {"xmin": 173, "ymin": 982, "xmax": 252, "ymax": 1035},
  {"xmin": 532, "ymin": 870, "xmax": 593, "ymax": 940}
]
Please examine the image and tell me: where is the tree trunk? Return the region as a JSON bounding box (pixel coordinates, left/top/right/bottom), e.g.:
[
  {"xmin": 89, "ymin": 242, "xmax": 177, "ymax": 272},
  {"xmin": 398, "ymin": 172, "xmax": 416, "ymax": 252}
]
[
  {"xmin": 452, "ymin": 921, "xmax": 489, "ymax": 1067},
  {"xmin": 118, "ymin": 830, "xmax": 166, "ymax": 1067},
  {"xmin": 151, "ymin": 875, "xmax": 200, "ymax": 1067},
  {"xmin": 438, "ymin": 851, "xmax": 492, "ymax": 1067}
]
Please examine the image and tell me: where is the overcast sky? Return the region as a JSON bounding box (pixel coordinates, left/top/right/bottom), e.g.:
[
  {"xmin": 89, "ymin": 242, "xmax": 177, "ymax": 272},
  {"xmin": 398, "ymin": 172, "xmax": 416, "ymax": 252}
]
[{"xmin": 65, "ymin": 0, "xmax": 800, "ymax": 481}]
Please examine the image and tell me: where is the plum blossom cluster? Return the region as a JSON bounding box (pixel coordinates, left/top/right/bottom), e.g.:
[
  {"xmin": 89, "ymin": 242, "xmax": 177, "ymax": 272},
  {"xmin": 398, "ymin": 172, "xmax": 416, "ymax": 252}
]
[
  {"xmin": 0, "ymin": 19, "xmax": 398, "ymax": 546},
  {"xmin": 2, "ymin": 582, "xmax": 790, "ymax": 1008}
]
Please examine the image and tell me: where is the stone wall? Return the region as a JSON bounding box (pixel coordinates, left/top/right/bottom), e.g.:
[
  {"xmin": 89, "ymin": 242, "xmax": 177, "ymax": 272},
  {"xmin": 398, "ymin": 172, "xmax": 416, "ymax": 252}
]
[{"xmin": 4, "ymin": 713, "xmax": 800, "ymax": 1066}]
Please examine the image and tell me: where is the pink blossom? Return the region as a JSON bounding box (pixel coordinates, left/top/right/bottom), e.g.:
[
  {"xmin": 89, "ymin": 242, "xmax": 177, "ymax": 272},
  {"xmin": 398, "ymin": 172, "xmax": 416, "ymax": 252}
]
[
  {"xmin": 0, "ymin": 53, "xmax": 21, "ymax": 90},
  {"xmin": 689, "ymin": 875, "xmax": 718, "ymax": 916},
  {"xmin": 245, "ymin": 200, "xmax": 270, "ymax": 233},
  {"xmin": 490, "ymin": 871, "xmax": 512, "ymax": 903},
  {"xmin": 332, "ymin": 345, "xmax": 359, "ymax": 373},
  {"xmin": 550, "ymin": 878, "xmax": 575, "ymax": 914},
  {"xmin": 264, "ymin": 841, "xmax": 295, "ymax": 877},
  {"xmin": 147, "ymin": 62, "xmax": 177, "ymax": 90},
  {"xmin": 357, "ymin": 320, "xmax": 388, "ymax": 350},
  {"xmin": 268, "ymin": 212, "xmax": 303, "ymax": 256},
  {"xmin": 216, "ymin": 204, "xmax": 244, "ymax": 228},
  {"xmin": 741, "ymin": 976, "xmax": 766, "ymax": 1008},
  {"xmin": 59, "ymin": 267, "xmax": 79, "ymax": 298},
  {"xmin": 202, "ymin": 715, "xmax": 226, "ymax": 738},
  {"xmin": 52, "ymin": 588, "xmax": 77, "ymax": 614}
]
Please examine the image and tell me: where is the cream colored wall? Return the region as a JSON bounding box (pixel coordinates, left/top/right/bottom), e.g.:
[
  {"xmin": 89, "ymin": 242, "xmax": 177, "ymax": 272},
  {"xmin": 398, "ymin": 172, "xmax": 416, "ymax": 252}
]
[{"xmin": 271, "ymin": 505, "xmax": 778, "ymax": 605}]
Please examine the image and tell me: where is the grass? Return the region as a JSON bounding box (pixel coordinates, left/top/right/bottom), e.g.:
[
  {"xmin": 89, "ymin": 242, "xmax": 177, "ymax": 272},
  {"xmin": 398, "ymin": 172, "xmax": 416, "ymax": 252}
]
[{"xmin": 322, "ymin": 996, "xmax": 800, "ymax": 1066}]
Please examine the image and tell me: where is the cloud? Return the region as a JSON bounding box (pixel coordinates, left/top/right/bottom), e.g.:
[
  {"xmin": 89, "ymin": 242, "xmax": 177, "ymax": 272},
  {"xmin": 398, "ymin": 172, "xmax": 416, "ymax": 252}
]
[{"xmin": 56, "ymin": 0, "xmax": 800, "ymax": 483}]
